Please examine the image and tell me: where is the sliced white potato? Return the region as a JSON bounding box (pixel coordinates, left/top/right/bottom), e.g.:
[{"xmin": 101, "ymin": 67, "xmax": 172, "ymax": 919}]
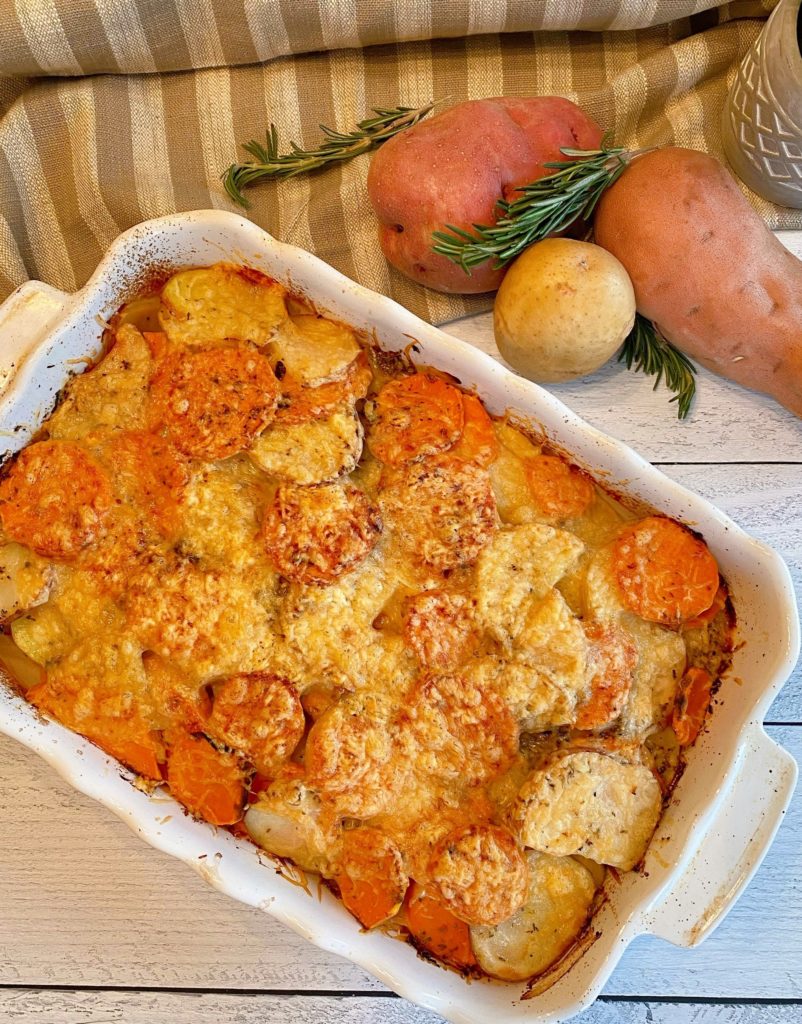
[
  {"xmin": 11, "ymin": 603, "xmax": 74, "ymax": 666},
  {"xmin": 513, "ymin": 750, "xmax": 662, "ymax": 870},
  {"xmin": 645, "ymin": 726, "xmax": 682, "ymax": 791},
  {"xmin": 0, "ymin": 543, "xmax": 51, "ymax": 620},
  {"xmin": 582, "ymin": 546, "xmax": 627, "ymax": 622},
  {"xmin": 581, "ymin": 544, "xmax": 685, "ymax": 737},
  {"xmin": 115, "ymin": 293, "xmax": 161, "ymax": 333},
  {"xmin": 474, "ymin": 524, "xmax": 584, "ymax": 643},
  {"xmin": 471, "ymin": 851, "xmax": 596, "ymax": 981},
  {"xmin": 489, "ymin": 447, "xmax": 536, "ymax": 524},
  {"xmin": 465, "ymin": 656, "xmax": 575, "ymax": 732},
  {"xmin": 179, "ymin": 456, "xmax": 274, "ymax": 575},
  {"xmin": 512, "ymin": 589, "xmax": 588, "ymax": 705},
  {"xmin": 270, "ymin": 315, "xmax": 362, "ymax": 385},
  {"xmin": 0, "ymin": 633, "xmax": 44, "ymax": 689},
  {"xmin": 48, "ymin": 324, "xmax": 152, "ymax": 440},
  {"xmin": 494, "ymin": 421, "xmax": 542, "ymax": 460},
  {"xmin": 250, "ymin": 405, "xmax": 363, "ymax": 485},
  {"xmin": 245, "ymin": 775, "xmax": 334, "ymax": 874},
  {"xmin": 159, "ymin": 264, "xmax": 288, "ymax": 347},
  {"xmin": 618, "ymin": 617, "xmax": 686, "ymax": 739},
  {"xmin": 279, "ymin": 554, "xmax": 400, "ymax": 688}
]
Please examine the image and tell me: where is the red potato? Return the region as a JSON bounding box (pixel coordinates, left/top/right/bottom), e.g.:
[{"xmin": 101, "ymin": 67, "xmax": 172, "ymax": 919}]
[
  {"xmin": 594, "ymin": 147, "xmax": 802, "ymax": 417},
  {"xmin": 367, "ymin": 97, "xmax": 602, "ymax": 294}
]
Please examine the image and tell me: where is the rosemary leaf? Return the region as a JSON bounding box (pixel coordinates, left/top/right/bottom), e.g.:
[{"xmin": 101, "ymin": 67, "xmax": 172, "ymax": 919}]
[
  {"xmin": 432, "ymin": 143, "xmax": 634, "ymax": 271},
  {"xmin": 223, "ymin": 102, "xmax": 435, "ymax": 207},
  {"xmin": 619, "ymin": 314, "xmax": 697, "ymax": 420}
]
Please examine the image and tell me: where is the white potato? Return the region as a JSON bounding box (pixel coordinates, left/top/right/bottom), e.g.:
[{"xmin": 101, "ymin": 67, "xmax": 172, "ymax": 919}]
[
  {"xmin": 580, "ymin": 544, "xmax": 686, "ymax": 738},
  {"xmin": 250, "ymin": 405, "xmax": 363, "ymax": 485},
  {"xmin": 159, "ymin": 264, "xmax": 288, "ymax": 346},
  {"xmin": 179, "ymin": 457, "xmax": 273, "ymax": 573},
  {"xmin": 512, "ymin": 589, "xmax": 588, "ymax": 705},
  {"xmin": 10, "ymin": 603, "xmax": 73, "ymax": 666},
  {"xmin": 487, "ymin": 422, "xmax": 540, "ymax": 524},
  {"xmin": 582, "ymin": 546, "xmax": 627, "ymax": 621},
  {"xmin": 474, "ymin": 523, "xmax": 584, "ymax": 643},
  {"xmin": 48, "ymin": 324, "xmax": 152, "ymax": 440},
  {"xmin": 495, "ymin": 420, "xmax": 541, "ymax": 459},
  {"xmin": 471, "ymin": 851, "xmax": 597, "ymax": 981},
  {"xmin": 270, "ymin": 315, "xmax": 362, "ymax": 385},
  {"xmin": 245, "ymin": 776, "xmax": 333, "ymax": 874},
  {"xmin": 0, "ymin": 542, "xmax": 51, "ymax": 621},
  {"xmin": 280, "ymin": 555, "xmax": 399, "ymax": 686},
  {"xmin": 618, "ymin": 617, "xmax": 686, "ymax": 739},
  {"xmin": 0, "ymin": 634, "xmax": 43, "ymax": 689},
  {"xmin": 513, "ymin": 750, "xmax": 662, "ymax": 870},
  {"xmin": 494, "ymin": 239, "xmax": 636, "ymax": 383},
  {"xmin": 465, "ymin": 656, "xmax": 574, "ymax": 732}
]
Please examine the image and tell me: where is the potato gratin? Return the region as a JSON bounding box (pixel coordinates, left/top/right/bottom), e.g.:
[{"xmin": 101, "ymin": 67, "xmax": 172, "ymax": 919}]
[{"xmin": 0, "ymin": 263, "xmax": 733, "ymax": 987}]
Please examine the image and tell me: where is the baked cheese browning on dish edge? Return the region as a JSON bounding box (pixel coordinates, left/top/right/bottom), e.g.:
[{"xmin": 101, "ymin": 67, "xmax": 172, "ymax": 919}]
[{"xmin": 0, "ymin": 262, "xmax": 735, "ymax": 989}]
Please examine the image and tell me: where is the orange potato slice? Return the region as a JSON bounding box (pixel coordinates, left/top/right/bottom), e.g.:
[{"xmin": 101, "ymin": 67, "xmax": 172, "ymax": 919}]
[
  {"xmin": 448, "ymin": 393, "xmax": 499, "ymax": 467},
  {"xmin": 672, "ymin": 666, "xmax": 714, "ymax": 746},
  {"xmin": 525, "ymin": 454, "xmax": 595, "ymax": 522},
  {"xmin": 166, "ymin": 730, "xmax": 247, "ymax": 825},
  {"xmin": 335, "ymin": 827, "xmax": 408, "ymax": 930},
  {"xmin": 207, "ymin": 672, "xmax": 304, "ymax": 775},
  {"xmin": 368, "ymin": 374, "xmax": 464, "ymax": 465},
  {"xmin": 0, "ymin": 441, "xmax": 112, "ymax": 560},
  {"xmin": 149, "ymin": 345, "xmax": 279, "ymax": 461},
  {"xmin": 404, "ymin": 881, "xmax": 477, "ymax": 969},
  {"xmin": 427, "ymin": 824, "xmax": 528, "ymax": 926},
  {"xmin": 612, "ymin": 516, "xmax": 719, "ymax": 626},
  {"xmin": 261, "ymin": 483, "xmax": 381, "ymax": 585}
]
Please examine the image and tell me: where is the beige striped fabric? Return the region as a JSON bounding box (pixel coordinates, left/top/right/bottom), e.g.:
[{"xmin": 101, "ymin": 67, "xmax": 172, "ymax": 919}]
[{"xmin": 0, "ymin": 0, "xmax": 796, "ymax": 324}]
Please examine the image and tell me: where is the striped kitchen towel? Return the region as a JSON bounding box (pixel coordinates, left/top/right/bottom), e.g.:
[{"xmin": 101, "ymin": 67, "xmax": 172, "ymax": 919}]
[{"xmin": 0, "ymin": 0, "xmax": 795, "ymax": 324}]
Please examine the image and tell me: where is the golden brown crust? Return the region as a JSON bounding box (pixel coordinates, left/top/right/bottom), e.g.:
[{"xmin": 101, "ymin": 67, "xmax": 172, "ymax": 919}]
[
  {"xmin": 403, "ymin": 672, "xmax": 518, "ymax": 785},
  {"xmin": 379, "ymin": 457, "xmax": 497, "ymax": 571},
  {"xmin": 305, "ymin": 691, "xmax": 401, "ymax": 817},
  {"xmin": 367, "ymin": 374, "xmax": 464, "ymax": 465},
  {"xmin": 428, "ymin": 824, "xmax": 529, "ymax": 926},
  {"xmin": 511, "ymin": 750, "xmax": 662, "ymax": 871},
  {"xmin": 0, "ymin": 261, "xmax": 734, "ymax": 987},
  {"xmin": 159, "ymin": 264, "xmax": 288, "ymax": 348},
  {"xmin": 207, "ymin": 672, "xmax": 305, "ymax": 776},
  {"xmin": 103, "ymin": 430, "xmax": 190, "ymax": 540},
  {"xmin": 261, "ymin": 482, "xmax": 381, "ymax": 585},
  {"xmin": 149, "ymin": 345, "xmax": 280, "ymax": 461},
  {"xmin": 401, "ymin": 590, "xmax": 477, "ymax": 670},
  {"xmin": 0, "ymin": 441, "xmax": 112, "ymax": 560},
  {"xmin": 576, "ymin": 621, "xmax": 638, "ymax": 730}
]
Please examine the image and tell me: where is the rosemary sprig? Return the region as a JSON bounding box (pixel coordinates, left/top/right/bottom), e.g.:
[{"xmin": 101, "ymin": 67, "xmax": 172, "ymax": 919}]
[
  {"xmin": 432, "ymin": 142, "xmax": 636, "ymax": 271},
  {"xmin": 619, "ymin": 314, "xmax": 697, "ymax": 419},
  {"xmin": 223, "ymin": 102, "xmax": 436, "ymax": 207}
]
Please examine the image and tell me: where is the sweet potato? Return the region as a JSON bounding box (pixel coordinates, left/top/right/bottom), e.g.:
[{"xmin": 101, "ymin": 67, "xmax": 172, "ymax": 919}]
[
  {"xmin": 367, "ymin": 97, "xmax": 602, "ymax": 294},
  {"xmin": 594, "ymin": 147, "xmax": 802, "ymax": 417}
]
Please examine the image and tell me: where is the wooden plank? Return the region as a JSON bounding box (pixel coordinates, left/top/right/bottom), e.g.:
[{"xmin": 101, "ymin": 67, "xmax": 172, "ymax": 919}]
[
  {"xmin": 0, "ymin": 989, "xmax": 800, "ymax": 1024},
  {"xmin": 0, "ymin": 726, "xmax": 799, "ymax": 999},
  {"xmin": 441, "ymin": 315, "xmax": 802, "ymax": 466}
]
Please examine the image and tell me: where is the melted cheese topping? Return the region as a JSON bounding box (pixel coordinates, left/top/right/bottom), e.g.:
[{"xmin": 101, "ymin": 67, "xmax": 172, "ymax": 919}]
[{"xmin": 0, "ymin": 261, "xmax": 732, "ymax": 989}]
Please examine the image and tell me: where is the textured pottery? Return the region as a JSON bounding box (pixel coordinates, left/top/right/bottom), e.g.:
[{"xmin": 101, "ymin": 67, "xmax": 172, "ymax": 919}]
[{"xmin": 723, "ymin": 0, "xmax": 802, "ymax": 208}]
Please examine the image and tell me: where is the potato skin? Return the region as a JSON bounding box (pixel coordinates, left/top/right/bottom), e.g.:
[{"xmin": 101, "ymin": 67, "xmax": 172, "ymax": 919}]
[
  {"xmin": 494, "ymin": 239, "xmax": 636, "ymax": 382},
  {"xmin": 594, "ymin": 147, "xmax": 802, "ymax": 416},
  {"xmin": 367, "ymin": 97, "xmax": 602, "ymax": 294}
]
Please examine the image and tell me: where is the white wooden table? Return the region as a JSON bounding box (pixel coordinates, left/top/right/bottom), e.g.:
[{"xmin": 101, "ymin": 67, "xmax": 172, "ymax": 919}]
[{"xmin": 2, "ymin": 238, "xmax": 802, "ymax": 1024}]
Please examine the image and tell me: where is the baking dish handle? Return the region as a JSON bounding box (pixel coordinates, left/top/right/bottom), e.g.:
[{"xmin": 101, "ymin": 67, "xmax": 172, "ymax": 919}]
[
  {"xmin": 645, "ymin": 725, "xmax": 798, "ymax": 947},
  {"xmin": 0, "ymin": 280, "xmax": 71, "ymax": 397}
]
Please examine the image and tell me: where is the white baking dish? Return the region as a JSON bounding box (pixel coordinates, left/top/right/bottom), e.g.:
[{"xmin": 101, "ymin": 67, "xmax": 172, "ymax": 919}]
[{"xmin": 0, "ymin": 211, "xmax": 797, "ymax": 1024}]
